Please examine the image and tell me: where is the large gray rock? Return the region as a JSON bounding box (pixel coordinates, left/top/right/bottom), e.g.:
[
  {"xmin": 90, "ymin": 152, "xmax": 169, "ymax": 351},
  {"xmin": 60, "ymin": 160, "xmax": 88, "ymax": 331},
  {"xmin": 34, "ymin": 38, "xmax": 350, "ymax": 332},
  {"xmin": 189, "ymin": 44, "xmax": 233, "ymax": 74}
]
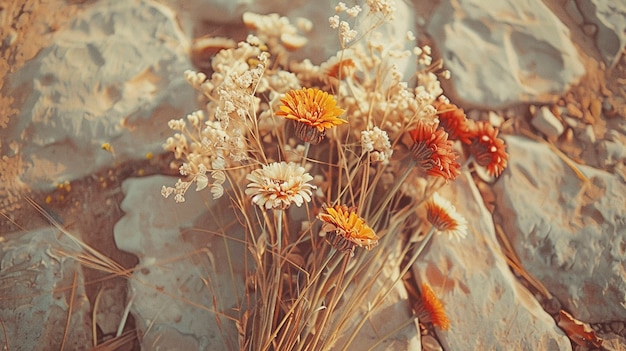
[
  {"xmin": 1, "ymin": 0, "xmax": 195, "ymax": 190},
  {"xmin": 0, "ymin": 227, "xmax": 92, "ymax": 350},
  {"xmin": 575, "ymin": 0, "xmax": 626, "ymax": 66},
  {"xmin": 164, "ymin": 0, "xmax": 415, "ymax": 65},
  {"xmin": 412, "ymin": 172, "xmax": 572, "ymax": 350},
  {"xmin": 113, "ymin": 175, "xmax": 244, "ymax": 350},
  {"xmin": 426, "ymin": 0, "xmax": 585, "ymax": 108},
  {"xmin": 494, "ymin": 135, "xmax": 626, "ymax": 322}
]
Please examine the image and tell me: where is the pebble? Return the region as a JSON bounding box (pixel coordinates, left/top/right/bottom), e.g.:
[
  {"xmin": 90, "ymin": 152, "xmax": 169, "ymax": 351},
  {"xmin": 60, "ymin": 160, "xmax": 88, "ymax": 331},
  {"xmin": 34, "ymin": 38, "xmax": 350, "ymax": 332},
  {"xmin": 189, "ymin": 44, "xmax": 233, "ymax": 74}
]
[
  {"xmin": 467, "ymin": 109, "xmax": 481, "ymax": 121},
  {"xmin": 421, "ymin": 335, "xmax": 443, "ymax": 351},
  {"xmin": 590, "ymin": 99, "xmax": 602, "ymax": 120},
  {"xmin": 610, "ymin": 321, "xmax": 624, "ymax": 334},
  {"xmin": 531, "ymin": 106, "xmax": 565, "ymax": 138},
  {"xmin": 582, "ymin": 23, "xmax": 598, "ymax": 36},
  {"xmin": 488, "ymin": 111, "xmax": 504, "ymax": 127},
  {"xmin": 583, "ymin": 124, "xmax": 596, "ymax": 144},
  {"xmin": 564, "ymin": 128, "xmax": 574, "ymax": 142},
  {"xmin": 566, "ymin": 103, "xmax": 584, "ymax": 118},
  {"xmin": 600, "ymin": 140, "xmax": 626, "ymax": 166},
  {"xmin": 563, "ymin": 116, "xmax": 579, "ymax": 128}
]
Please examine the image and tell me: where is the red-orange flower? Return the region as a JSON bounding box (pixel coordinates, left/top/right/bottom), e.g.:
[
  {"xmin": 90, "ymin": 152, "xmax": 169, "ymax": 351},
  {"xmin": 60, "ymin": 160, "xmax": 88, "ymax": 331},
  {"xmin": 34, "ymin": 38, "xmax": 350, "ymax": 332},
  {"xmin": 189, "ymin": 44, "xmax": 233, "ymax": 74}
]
[
  {"xmin": 276, "ymin": 88, "xmax": 346, "ymax": 144},
  {"xmin": 409, "ymin": 120, "xmax": 460, "ymax": 181},
  {"xmin": 414, "ymin": 283, "xmax": 450, "ymax": 330},
  {"xmin": 467, "ymin": 121, "xmax": 508, "ymax": 177},
  {"xmin": 426, "ymin": 192, "xmax": 468, "ymax": 241},
  {"xmin": 324, "ymin": 58, "xmax": 356, "ymax": 80},
  {"xmin": 433, "ymin": 101, "xmax": 474, "ymax": 144},
  {"xmin": 318, "ymin": 204, "xmax": 379, "ymax": 255}
]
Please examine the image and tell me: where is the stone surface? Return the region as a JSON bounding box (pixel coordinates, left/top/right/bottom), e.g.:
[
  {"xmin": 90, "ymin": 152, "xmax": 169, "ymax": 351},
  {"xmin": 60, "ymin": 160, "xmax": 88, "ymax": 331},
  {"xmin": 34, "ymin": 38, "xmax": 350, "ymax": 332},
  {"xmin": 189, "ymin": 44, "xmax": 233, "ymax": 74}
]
[
  {"xmin": 426, "ymin": 0, "xmax": 586, "ymax": 108},
  {"xmin": 532, "ymin": 106, "xmax": 565, "ymax": 138},
  {"xmin": 0, "ymin": 227, "xmax": 92, "ymax": 350},
  {"xmin": 412, "ymin": 171, "xmax": 572, "ymax": 350},
  {"xmin": 575, "ymin": 0, "xmax": 626, "ymax": 66},
  {"xmin": 598, "ymin": 139, "xmax": 626, "ymax": 167},
  {"xmin": 1, "ymin": 0, "xmax": 195, "ymax": 190},
  {"xmin": 494, "ymin": 135, "xmax": 626, "ymax": 322},
  {"xmin": 113, "ymin": 175, "xmax": 244, "ymax": 350},
  {"xmin": 165, "ymin": 0, "xmax": 415, "ymax": 65}
]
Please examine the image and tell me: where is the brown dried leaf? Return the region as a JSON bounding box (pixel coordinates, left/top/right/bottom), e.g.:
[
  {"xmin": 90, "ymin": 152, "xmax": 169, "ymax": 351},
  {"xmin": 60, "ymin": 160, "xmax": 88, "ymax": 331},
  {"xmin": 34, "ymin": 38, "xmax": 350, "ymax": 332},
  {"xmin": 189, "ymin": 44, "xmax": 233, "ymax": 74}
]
[{"xmin": 557, "ymin": 310, "xmax": 603, "ymax": 348}]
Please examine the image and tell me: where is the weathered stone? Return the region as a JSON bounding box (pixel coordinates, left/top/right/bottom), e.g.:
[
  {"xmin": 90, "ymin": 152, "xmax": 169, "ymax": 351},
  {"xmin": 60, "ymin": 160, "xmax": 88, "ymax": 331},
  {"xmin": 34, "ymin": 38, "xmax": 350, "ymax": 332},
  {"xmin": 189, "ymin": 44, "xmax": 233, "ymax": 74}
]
[
  {"xmin": 493, "ymin": 135, "xmax": 626, "ymax": 322},
  {"xmin": 426, "ymin": 0, "xmax": 585, "ymax": 108},
  {"xmin": 164, "ymin": 0, "xmax": 416, "ymax": 66},
  {"xmin": 598, "ymin": 139, "xmax": 626, "ymax": 167},
  {"xmin": 412, "ymin": 172, "xmax": 571, "ymax": 350},
  {"xmin": 0, "ymin": 227, "xmax": 92, "ymax": 350},
  {"xmin": 567, "ymin": 103, "xmax": 584, "ymax": 118},
  {"xmin": 532, "ymin": 106, "xmax": 565, "ymax": 138},
  {"xmin": 575, "ymin": 0, "xmax": 626, "ymax": 66},
  {"xmin": 113, "ymin": 175, "xmax": 244, "ymax": 350},
  {"xmin": 1, "ymin": 0, "xmax": 195, "ymax": 190}
]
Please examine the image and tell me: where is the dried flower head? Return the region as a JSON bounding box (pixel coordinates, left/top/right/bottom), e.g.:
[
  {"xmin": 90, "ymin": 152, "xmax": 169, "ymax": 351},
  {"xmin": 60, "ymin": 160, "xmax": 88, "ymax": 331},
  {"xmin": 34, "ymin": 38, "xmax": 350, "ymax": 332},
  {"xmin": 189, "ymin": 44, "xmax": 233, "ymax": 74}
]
[
  {"xmin": 433, "ymin": 101, "xmax": 474, "ymax": 144},
  {"xmin": 366, "ymin": 0, "xmax": 396, "ymax": 18},
  {"xmin": 361, "ymin": 127, "xmax": 393, "ymax": 164},
  {"xmin": 318, "ymin": 204, "xmax": 379, "ymax": 255},
  {"xmin": 409, "ymin": 120, "xmax": 461, "ymax": 181},
  {"xmin": 322, "ymin": 57, "xmax": 357, "ymax": 80},
  {"xmin": 426, "ymin": 192, "xmax": 468, "ymax": 241},
  {"xmin": 415, "ymin": 283, "xmax": 450, "ymax": 330},
  {"xmin": 246, "ymin": 161, "xmax": 316, "ymax": 210},
  {"xmin": 467, "ymin": 121, "xmax": 508, "ymax": 177},
  {"xmin": 276, "ymin": 88, "xmax": 346, "ymax": 144}
]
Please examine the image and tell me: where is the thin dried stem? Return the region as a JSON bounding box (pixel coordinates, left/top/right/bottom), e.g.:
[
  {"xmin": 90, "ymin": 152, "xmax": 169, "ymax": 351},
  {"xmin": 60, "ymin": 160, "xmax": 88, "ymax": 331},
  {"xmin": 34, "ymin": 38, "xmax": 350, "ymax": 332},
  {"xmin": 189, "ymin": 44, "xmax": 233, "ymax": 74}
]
[{"xmin": 60, "ymin": 272, "xmax": 77, "ymax": 351}]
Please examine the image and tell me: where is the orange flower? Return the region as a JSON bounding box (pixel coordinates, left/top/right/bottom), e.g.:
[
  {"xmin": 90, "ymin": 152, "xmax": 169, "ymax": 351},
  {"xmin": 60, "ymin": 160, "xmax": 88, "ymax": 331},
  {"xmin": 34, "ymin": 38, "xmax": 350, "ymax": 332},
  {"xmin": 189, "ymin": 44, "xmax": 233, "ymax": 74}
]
[
  {"xmin": 415, "ymin": 283, "xmax": 450, "ymax": 330},
  {"xmin": 318, "ymin": 204, "xmax": 379, "ymax": 255},
  {"xmin": 324, "ymin": 58, "xmax": 356, "ymax": 80},
  {"xmin": 276, "ymin": 88, "xmax": 346, "ymax": 144},
  {"xmin": 467, "ymin": 121, "xmax": 508, "ymax": 177},
  {"xmin": 433, "ymin": 101, "xmax": 474, "ymax": 144},
  {"xmin": 426, "ymin": 192, "xmax": 468, "ymax": 241},
  {"xmin": 409, "ymin": 120, "xmax": 460, "ymax": 181}
]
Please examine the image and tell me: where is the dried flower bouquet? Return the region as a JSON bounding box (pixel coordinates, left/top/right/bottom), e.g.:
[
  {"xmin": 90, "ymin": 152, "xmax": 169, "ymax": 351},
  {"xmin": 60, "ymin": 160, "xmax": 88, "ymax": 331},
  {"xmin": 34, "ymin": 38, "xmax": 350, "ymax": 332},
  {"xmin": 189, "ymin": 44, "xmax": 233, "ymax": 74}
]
[{"xmin": 160, "ymin": 1, "xmax": 508, "ymax": 350}]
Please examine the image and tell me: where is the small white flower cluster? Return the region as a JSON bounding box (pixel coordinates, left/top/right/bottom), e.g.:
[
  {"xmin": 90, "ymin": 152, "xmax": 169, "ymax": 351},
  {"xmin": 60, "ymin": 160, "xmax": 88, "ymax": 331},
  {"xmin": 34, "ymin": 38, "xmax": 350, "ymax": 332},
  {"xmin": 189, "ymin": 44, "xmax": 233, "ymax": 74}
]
[
  {"xmin": 330, "ymin": 2, "xmax": 363, "ymax": 47},
  {"xmin": 162, "ymin": 110, "xmax": 230, "ymax": 203},
  {"xmin": 162, "ymin": 39, "xmax": 279, "ymax": 203},
  {"xmin": 366, "ymin": 0, "xmax": 396, "ymax": 18},
  {"xmin": 334, "ymin": 2, "xmax": 362, "ymax": 17},
  {"xmin": 162, "ymin": 4, "xmax": 449, "ymax": 208},
  {"xmin": 361, "ymin": 127, "xmax": 393, "ymax": 164},
  {"xmin": 242, "ymin": 12, "xmax": 309, "ymax": 63},
  {"xmin": 413, "ymin": 45, "xmax": 432, "ymax": 66},
  {"xmin": 416, "ymin": 72, "xmax": 444, "ymax": 101},
  {"xmin": 161, "ymin": 161, "xmax": 226, "ymax": 203}
]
